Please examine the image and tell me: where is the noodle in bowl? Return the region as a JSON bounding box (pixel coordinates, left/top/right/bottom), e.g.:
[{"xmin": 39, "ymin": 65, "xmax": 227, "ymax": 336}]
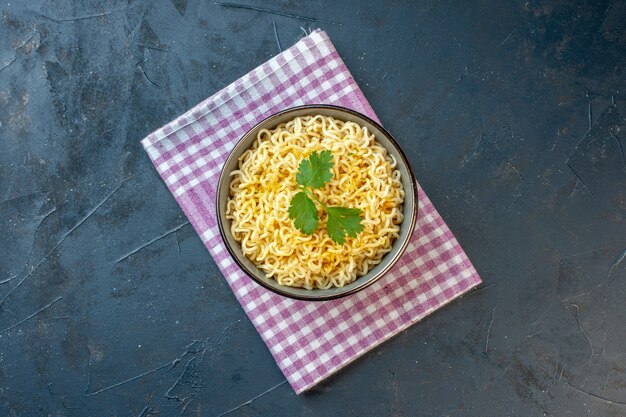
[
  {"xmin": 226, "ymin": 115, "xmax": 404, "ymax": 289},
  {"xmin": 217, "ymin": 105, "xmax": 417, "ymax": 300}
]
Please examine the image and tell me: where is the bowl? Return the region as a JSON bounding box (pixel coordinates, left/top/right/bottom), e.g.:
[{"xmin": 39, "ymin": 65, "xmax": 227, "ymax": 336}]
[{"xmin": 216, "ymin": 104, "xmax": 418, "ymax": 301}]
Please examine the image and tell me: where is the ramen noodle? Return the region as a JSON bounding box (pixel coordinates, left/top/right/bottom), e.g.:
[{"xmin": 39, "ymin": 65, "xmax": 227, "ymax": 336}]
[{"xmin": 226, "ymin": 115, "xmax": 404, "ymax": 289}]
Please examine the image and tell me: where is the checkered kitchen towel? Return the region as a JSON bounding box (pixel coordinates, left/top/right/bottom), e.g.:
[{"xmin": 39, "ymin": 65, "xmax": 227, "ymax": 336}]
[{"xmin": 141, "ymin": 30, "xmax": 482, "ymax": 393}]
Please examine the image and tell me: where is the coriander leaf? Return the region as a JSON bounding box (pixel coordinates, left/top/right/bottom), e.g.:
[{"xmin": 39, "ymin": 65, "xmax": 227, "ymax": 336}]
[
  {"xmin": 289, "ymin": 150, "xmax": 364, "ymax": 242},
  {"xmin": 325, "ymin": 206, "xmax": 364, "ymax": 245},
  {"xmin": 288, "ymin": 191, "xmax": 319, "ymax": 235},
  {"xmin": 296, "ymin": 150, "xmax": 334, "ymax": 189}
]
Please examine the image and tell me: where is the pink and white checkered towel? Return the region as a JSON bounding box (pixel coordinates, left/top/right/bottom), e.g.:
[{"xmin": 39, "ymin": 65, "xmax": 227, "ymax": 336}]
[{"xmin": 141, "ymin": 30, "xmax": 482, "ymax": 393}]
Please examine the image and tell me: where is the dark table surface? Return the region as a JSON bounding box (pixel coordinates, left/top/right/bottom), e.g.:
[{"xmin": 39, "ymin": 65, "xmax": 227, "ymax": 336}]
[{"xmin": 2, "ymin": 1, "xmax": 626, "ymax": 416}]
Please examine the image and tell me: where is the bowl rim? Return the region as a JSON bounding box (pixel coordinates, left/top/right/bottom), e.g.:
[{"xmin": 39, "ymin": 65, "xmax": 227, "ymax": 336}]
[{"xmin": 216, "ymin": 104, "xmax": 419, "ymax": 301}]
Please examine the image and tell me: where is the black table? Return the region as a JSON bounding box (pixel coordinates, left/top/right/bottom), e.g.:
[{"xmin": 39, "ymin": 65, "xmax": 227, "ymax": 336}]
[{"xmin": 2, "ymin": 1, "xmax": 625, "ymax": 416}]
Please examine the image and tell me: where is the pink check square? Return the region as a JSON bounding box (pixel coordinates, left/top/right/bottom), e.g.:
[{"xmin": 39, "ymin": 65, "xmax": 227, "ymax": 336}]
[{"xmin": 141, "ymin": 30, "xmax": 481, "ymax": 393}]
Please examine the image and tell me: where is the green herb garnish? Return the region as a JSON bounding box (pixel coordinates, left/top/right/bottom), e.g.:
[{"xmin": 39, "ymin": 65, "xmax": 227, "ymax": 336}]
[{"xmin": 288, "ymin": 150, "xmax": 364, "ymax": 244}]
